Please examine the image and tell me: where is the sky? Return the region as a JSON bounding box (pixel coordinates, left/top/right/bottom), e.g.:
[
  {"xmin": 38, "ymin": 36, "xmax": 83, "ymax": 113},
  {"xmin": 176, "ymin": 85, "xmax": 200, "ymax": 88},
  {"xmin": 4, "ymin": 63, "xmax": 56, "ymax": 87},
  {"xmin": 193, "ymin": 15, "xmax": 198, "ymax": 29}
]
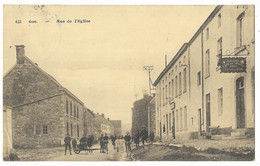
[{"xmin": 3, "ymin": 5, "xmax": 216, "ymax": 127}]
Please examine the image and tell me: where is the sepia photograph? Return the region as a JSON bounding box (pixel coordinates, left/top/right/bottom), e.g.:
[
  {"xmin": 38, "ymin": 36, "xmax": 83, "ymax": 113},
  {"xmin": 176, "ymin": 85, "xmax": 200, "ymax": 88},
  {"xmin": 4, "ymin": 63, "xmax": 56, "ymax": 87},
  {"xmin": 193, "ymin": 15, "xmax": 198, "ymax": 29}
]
[{"xmin": 2, "ymin": 3, "xmax": 256, "ymax": 162}]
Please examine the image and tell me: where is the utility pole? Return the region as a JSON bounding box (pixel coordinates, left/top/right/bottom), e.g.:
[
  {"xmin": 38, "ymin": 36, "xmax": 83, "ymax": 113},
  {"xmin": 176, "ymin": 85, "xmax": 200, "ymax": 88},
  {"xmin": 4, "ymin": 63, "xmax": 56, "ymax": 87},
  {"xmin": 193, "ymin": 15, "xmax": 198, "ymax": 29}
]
[{"xmin": 143, "ymin": 65, "xmax": 154, "ymax": 96}]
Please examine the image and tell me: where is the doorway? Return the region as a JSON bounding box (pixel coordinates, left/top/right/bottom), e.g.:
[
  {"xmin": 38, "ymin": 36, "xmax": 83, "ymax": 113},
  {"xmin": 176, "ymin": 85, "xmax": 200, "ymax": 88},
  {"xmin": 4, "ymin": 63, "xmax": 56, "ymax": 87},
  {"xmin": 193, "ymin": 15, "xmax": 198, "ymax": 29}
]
[
  {"xmin": 206, "ymin": 94, "xmax": 211, "ymax": 132},
  {"xmin": 198, "ymin": 109, "xmax": 202, "ymax": 135},
  {"xmin": 236, "ymin": 77, "xmax": 245, "ymax": 128}
]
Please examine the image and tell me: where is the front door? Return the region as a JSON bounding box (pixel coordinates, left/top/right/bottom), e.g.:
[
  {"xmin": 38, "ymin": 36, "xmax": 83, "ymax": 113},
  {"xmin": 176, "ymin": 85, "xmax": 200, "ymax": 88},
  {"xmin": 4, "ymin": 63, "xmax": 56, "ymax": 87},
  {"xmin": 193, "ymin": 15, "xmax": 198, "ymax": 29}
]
[
  {"xmin": 236, "ymin": 77, "xmax": 245, "ymax": 128},
  {"xmin": 206, "ymin": 94, "xmax": 211, "ymax": 132},
  {"xmin": 172, "ymin": 111, "xmax": 175, "ymax": 139},
  {"xmin": 198, "ymin": 109, "xmax": 202, "ymax": 135},
  {"xmin": 159, "ymin": 122, "xmax": 162, "ymax": 141}
]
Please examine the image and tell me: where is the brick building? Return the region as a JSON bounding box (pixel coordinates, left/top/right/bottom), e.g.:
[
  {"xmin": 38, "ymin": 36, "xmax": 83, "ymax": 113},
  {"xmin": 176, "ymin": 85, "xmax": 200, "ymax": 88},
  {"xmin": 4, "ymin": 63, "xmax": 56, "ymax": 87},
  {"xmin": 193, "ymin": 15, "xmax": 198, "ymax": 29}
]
[
  {"xmin": 131, "ymin": 95, "xmax": 153, "ymax": 136},
  {"xmin": 110, "ymin": 120, "xmax": 122, "ymax": 136},
  {"xmin": 3, "ymin": 45, "xmax": 85, "ymax": 148},
  {"xmin": 154, "ymin": 5, "xmax": 255, "ymax": 141}
]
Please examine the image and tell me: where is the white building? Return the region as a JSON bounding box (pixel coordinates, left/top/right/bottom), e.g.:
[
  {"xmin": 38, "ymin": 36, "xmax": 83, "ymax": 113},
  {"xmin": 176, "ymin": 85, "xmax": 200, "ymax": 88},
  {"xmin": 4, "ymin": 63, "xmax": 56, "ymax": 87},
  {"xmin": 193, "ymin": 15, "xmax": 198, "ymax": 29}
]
[{"xmin": 154, "ymin": 5, "xmax": 254, "ymax": 141}]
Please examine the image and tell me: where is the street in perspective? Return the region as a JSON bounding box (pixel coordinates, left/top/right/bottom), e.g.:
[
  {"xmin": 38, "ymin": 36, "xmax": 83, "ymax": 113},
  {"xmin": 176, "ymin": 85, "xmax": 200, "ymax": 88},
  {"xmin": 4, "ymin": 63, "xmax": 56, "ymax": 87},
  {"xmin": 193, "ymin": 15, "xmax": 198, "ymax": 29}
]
[{"xmin": 3, "ymin": 5, "xmax": 255, "ymax": 162}]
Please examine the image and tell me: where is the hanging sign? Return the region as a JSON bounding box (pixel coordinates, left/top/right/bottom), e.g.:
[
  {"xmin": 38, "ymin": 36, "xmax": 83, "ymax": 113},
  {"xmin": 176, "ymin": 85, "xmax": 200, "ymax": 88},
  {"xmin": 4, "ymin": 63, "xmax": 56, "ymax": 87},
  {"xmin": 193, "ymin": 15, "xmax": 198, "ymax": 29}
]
[
  {"xmin": 169, "ymin": 100, "xmax": 175, "ymax": 110},
  {"xmin": 220, "ymin": 57, "xmax": 246, "ymax": 73}
]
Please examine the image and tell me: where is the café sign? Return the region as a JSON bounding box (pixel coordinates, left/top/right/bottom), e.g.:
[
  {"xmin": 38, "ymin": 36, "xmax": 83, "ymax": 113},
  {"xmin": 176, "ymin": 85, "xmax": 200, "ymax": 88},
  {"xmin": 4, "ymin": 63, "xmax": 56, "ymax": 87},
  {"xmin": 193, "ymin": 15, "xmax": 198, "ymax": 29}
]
[{"xmin": 220, "ymin": 57, "xmax": 246, "ymax": 73}]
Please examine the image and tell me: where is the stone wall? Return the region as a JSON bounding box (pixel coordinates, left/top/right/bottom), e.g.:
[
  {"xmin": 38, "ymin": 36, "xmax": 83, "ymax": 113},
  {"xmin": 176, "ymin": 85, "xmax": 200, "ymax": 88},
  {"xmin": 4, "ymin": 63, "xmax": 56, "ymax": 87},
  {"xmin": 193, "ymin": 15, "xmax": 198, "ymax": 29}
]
[{"xmin": 12, "ymin": 95, "xmax": 64, "ymax": 148}]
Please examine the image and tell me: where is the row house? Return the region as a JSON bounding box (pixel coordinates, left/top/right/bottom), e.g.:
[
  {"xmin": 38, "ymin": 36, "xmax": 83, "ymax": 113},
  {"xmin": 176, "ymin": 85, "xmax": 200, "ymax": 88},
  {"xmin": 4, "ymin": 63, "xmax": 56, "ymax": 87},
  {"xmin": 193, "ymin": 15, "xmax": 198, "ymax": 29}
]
[{"xmin": 154, "ymin": 5, "xmax": 254, "ymax": 141}]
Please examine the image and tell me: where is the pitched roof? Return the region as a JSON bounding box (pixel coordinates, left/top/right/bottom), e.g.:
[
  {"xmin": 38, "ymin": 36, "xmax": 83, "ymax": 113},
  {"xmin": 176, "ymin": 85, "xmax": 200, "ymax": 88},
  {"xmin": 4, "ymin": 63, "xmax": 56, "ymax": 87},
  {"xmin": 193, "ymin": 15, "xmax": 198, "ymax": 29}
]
[{"xmin": 4, "ymin": 52, "xmax": 84, "ymax": 105}]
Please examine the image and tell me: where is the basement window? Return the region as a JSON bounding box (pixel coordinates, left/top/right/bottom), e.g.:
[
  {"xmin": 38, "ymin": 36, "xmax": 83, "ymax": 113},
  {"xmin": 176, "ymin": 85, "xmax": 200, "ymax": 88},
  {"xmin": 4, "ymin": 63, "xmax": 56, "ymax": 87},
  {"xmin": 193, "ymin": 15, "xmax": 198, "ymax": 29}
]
[{"xmin": 43, "ymin": 125, "xmax": 48, "ymax": 134}]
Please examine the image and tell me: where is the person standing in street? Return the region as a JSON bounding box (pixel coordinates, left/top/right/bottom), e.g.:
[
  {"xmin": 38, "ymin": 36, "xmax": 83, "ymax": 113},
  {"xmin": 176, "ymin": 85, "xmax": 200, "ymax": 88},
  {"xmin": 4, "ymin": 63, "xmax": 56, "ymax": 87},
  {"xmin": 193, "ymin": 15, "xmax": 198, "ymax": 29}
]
[
  {"xmin": 124, "ymin": 132, "xmax": 132, "ymax": 152},
  {"xmin": 140, "ymin": 126, "xmax": 148, "ymax": 149},
  {"xmin": 111, "ymin": 135, "xmax": 117, "ymax": 149},
  {"xmin": 64, "ymin": 134, "xmax": 72, "ymax": 155},
  {"xmin": 134, "ymin": 130, "xmax": 140, "ymax": 148}
]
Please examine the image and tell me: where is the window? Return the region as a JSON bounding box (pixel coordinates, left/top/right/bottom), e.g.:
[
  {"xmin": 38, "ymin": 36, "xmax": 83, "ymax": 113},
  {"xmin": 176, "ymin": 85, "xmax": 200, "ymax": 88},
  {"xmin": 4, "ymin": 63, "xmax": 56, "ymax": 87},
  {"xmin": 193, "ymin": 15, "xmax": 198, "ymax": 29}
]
[
  {"xmin": 169, "ymin": 82, "xmax": 171, "ymax": 98},
  {"xmin": 66, "ymin": 100, "xmax": 68, "ymax": 114},
  {"xmin": 162, "ymin": 87, "xmax": 165, "ymax": 105},
  {"xmin": 179, "ymin": 61, "xmax": 181, "ymax": 67},
  {"xmin": 175, "ymin": 76, "xmax": 178, "ymax": 97},
  {"xmin": 180, "ymin": 108, "xmax": 183, "ymax": 131},
  {"xmin": 175, "ymin": 65, "xmax": 177, "ymax": 72},
  {"xmin": 205, "ymin": 49, "xmax": 210, "ymax": 77},
  {"xmin": 218, "ymin": 13, "xmax": 221, "ymax": 27},
  {"xmin": 70, "ymin": 102, "xmax": 72, "ymax": 116},
  {"xmin": 197, "ymin": 72, "xmax": 201, "ymax": 86},
  {"xmin": 237, "ymin": 12, "xmax": 244, "ymax": 47},
  {"xmin": 74, "ymin": 104, "xmax": 76, "ymax": 117},
  {"xmin": 217, "ymin": 37, "xmax": 223, "ymax": 55},
  {"xmin": 183, "ymin": 68, "xmax": 187, "ymax": 93},
  {"xmin": 179, "ymin": 72, "xmax": 182, "ymax": 95},
  {"xmin": 218, "ymin": 88, "xmax": 223, "ymax": 115},
  {"xmin": 43, "ymin": 125, "xmax": 48, "ymax": 134},
  {"xmin": 71, "ymin": 123, "xmax": 73, "ymax": 136},
  {"xmin": 206, "ymin": 28, "xmax": 209, "ymax": 40},
  {"xmin": 172, "ymin": 79, "xmax": 174, "ymax": 99},
  {"xmin": 165, "ymin": 85, "xmax": 168, "ymax": 103},
  {"xmin": 77, "ymin": 106, "xmax": 79, "ymax": 119},
  {"xmin": 35, "ymin": 125, "xmax": 41, "ymax": 135},
  {"xmin": 184, "ymin": 106, "xmax": 187, "ymax": 130}
]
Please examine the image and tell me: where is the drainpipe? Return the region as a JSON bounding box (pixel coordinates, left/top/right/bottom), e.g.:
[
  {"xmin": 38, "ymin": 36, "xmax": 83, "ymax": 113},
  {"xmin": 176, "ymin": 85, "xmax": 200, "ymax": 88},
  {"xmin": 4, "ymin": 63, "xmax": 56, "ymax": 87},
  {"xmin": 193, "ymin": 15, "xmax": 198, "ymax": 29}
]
[{"xmin": 201, "ymin": 31, "xmax": 205, "ymax": 133}]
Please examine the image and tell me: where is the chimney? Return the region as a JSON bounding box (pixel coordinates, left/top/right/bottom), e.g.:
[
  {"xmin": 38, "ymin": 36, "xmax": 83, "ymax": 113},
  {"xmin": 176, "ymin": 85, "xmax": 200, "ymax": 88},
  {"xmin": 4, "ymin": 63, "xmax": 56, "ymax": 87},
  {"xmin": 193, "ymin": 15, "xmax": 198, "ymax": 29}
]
[
  {"xmin": 107, "ymin": 118, "xmax": 110, "ymax": 121},
  {"xmin": 101, "ymin": 113, "xmax": 104, "ymax": 118},
  {"xmin": 16, "ymin": 45, "xmax": 25, "ymax": 64}
]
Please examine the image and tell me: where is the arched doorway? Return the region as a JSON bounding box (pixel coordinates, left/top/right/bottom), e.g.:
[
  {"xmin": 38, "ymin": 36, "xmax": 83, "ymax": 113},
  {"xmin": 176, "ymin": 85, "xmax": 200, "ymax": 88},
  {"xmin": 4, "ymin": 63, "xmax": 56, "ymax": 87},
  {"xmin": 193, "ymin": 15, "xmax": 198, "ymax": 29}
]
[{"xmin": 236, "ymin": 77, "xmax": 245, "ymax": 128}]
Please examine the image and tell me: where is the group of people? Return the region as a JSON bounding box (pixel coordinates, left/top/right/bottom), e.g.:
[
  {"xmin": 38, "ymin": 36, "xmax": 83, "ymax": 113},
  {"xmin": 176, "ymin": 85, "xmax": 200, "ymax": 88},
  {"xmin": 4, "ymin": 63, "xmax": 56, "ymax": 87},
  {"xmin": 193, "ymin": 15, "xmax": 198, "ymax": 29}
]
[
  {"xmin": 133, "ymin": 126, "xmax": 154, "ymax": 149},
  {"xmin": 64, "ymin": 134, "xmax": 94, "ymax": 155},
  {"xmin": 64, "ymin": 126, "xmax": 154, "ymax": 155},
  {"xmin": 110, "ymin": 132, "xmax": 132, "ymax": 152}
]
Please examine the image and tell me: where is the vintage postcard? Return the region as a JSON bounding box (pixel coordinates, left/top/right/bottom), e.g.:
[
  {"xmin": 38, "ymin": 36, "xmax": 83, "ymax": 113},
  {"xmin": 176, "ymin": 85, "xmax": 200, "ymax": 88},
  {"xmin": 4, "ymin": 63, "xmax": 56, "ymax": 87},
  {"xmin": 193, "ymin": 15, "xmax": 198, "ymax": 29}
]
[{"xmin": 2, "ymin": 4, "xmax": 255, "ymax": 162}]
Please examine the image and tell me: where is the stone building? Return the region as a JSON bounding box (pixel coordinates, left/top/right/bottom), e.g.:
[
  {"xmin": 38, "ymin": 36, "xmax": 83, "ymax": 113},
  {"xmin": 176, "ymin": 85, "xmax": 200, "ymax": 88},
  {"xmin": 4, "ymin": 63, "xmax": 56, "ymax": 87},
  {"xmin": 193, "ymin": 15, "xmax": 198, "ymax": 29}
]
[
  {"xmin": 131, "ymin": 95, "xmax": 153, "ymax": 136},
  {"xmin": 93, "ymin": 113, "xmax": 115, "ymax": 138},
  {"xmin": 154, "ymin": 5, "xmax": 254, "ymax": 141},
  {"xmin": 148, "ymin": 96, "xmax": 156, "ymax": 137},
  {"xmin": 110, "ymin": 120, "xmax": 122, "ymax": 136},
  {"xmin": 3, "ymin": 45, "xmax": 85, "ymax": 148},
  {"xmin": 83, "ymin": 107, "xmax": 96, "ymax": 137}
]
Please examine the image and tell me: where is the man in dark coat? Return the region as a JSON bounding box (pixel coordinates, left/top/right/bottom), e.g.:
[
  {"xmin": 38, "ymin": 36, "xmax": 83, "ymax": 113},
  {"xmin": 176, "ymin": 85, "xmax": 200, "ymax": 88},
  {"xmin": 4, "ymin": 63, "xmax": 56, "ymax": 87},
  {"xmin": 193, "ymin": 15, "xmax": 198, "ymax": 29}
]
[
  {"xmin": 80, "ymin": 135, "xmax": 87, "ymax": 149},
  {"xmin": 134, "ymin": 130, "xmax": 140, "ymax": 147},
  {"xmin": 64, "ymin": 134, "xmax": 72, "ymax": 155},
  {"xmin": 140, "ymin": 126, "xmax": 148, "ymax": 149}
]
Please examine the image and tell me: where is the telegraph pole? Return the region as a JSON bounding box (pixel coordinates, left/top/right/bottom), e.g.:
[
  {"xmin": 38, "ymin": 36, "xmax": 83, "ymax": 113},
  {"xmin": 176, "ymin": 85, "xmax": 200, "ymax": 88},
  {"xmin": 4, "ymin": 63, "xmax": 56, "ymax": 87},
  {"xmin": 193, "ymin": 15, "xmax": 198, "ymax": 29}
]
[{"xmin": 143, "ymin": 65, "xmax": 154, "ymax": 96}]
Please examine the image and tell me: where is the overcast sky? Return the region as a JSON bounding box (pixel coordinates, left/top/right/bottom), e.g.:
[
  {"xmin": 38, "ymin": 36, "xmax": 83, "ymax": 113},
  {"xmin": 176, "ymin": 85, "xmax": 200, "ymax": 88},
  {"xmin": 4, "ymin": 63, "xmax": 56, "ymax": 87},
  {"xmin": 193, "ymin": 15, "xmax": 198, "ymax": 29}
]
[{"xmin": 3, "ymin": 5, "xmax": 216, "ymax": 126}]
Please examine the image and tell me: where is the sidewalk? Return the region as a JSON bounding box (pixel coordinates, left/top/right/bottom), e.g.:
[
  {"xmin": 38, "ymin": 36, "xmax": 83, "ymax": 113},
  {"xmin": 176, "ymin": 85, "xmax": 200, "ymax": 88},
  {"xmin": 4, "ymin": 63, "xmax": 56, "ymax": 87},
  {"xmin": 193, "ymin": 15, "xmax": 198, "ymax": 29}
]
[{"xmin": 154, "ymin": 137, "xmax": 254, "ymax": 154}]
